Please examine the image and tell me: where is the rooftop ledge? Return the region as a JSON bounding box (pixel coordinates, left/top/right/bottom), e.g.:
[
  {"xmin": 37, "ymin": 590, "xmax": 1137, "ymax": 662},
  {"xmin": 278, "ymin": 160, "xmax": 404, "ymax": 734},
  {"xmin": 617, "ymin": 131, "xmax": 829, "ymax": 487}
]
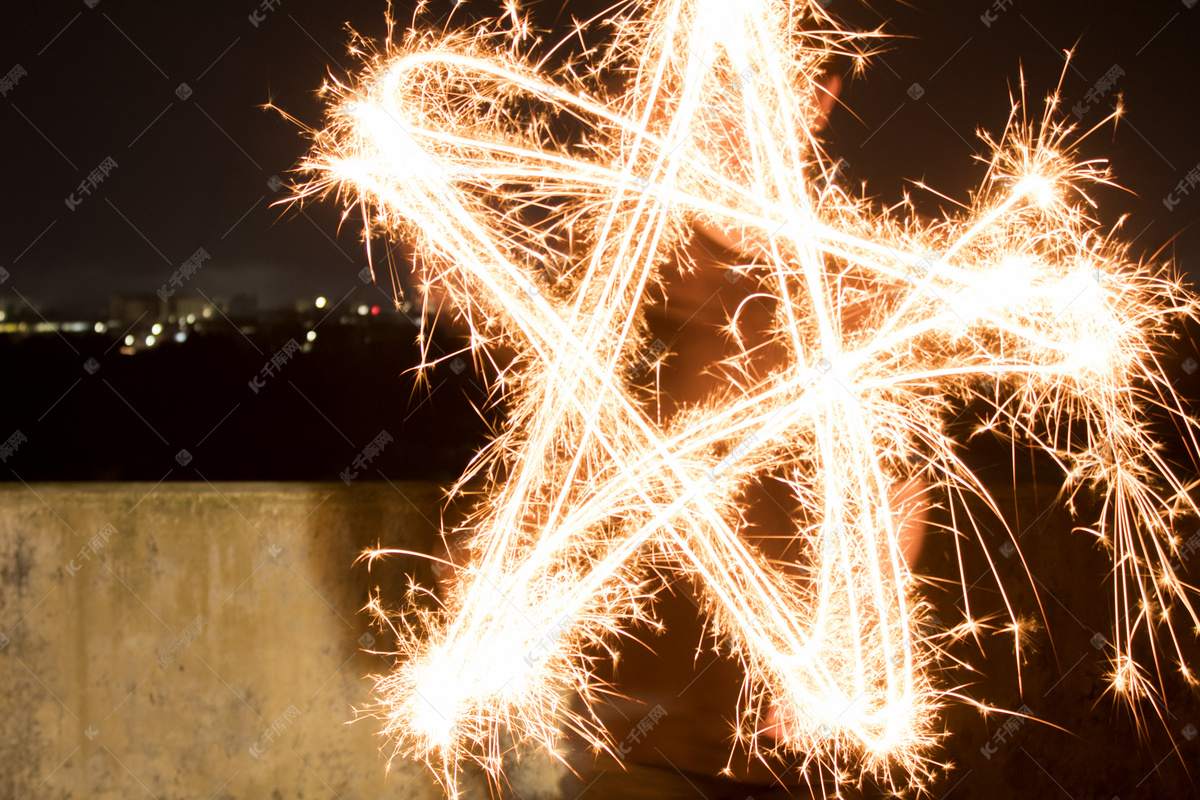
[
  {"xmin": 0, "ymin": 481, "xmax": 558, "ymax": 799},
  {"xmin": 2, "ymin": 481, "xmax": 1197, "ymax": 798}
]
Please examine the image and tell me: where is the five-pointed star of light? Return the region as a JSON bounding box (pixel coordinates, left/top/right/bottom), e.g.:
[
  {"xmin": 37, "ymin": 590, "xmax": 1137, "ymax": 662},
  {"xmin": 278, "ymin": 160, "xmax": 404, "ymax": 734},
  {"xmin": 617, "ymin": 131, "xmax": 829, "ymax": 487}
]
[{"xmin": 298, "ymin": 0, "xmax": 1200, "ymax": 793}]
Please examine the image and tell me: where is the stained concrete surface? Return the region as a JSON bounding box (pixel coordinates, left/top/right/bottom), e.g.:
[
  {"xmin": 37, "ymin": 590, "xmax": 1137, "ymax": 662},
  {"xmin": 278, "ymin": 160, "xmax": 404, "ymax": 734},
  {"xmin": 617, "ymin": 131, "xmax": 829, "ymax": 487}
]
[
  {"xmin": 1, "ymin": 481, "xmax": 1198, "ymax": 799},
  {"xmin": 0, "ymin": 481, "xmax": 560, "ymax": 799}
]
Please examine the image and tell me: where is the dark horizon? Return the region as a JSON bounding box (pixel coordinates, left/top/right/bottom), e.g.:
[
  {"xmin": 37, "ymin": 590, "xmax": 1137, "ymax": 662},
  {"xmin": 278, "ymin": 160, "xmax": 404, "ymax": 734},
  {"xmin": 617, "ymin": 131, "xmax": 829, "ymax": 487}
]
[
  {"xmin": 2, "ymin": 0, "xmax": 1199, "ymax": 482},
  {"xmin": 0, "ymin": 0, "xmax": 1196, "ymax": 486},
  {"xmin": 1, "ymin": 1, "xmax": 1198, "ymax": 308}
]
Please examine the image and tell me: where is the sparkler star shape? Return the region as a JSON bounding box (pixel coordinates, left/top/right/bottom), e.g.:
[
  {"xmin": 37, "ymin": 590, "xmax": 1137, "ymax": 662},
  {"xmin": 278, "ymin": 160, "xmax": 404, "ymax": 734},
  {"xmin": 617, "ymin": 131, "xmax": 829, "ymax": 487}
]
[{"xmin": 296, "ymin": 0, "xmax": 1200, "ymax": 794}]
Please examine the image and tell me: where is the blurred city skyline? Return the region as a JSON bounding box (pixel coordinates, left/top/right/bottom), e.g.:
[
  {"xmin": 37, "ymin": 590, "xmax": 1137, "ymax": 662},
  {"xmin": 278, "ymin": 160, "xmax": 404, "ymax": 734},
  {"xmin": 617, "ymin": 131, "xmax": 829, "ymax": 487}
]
[
  {"xmin": 1, "ymin": 0, "xmax": 1198, "ymax": 486},
  {"xmin": 1, "ymin": 0, "xmax": 1197, "ymax": 318}
]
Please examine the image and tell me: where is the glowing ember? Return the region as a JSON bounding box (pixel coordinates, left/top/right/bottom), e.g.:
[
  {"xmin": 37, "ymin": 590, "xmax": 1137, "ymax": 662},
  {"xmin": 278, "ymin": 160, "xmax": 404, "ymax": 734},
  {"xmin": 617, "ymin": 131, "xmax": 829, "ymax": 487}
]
[{"xmin": 294, "ymin": 0, "xmax": 1200, "ymax": 794}]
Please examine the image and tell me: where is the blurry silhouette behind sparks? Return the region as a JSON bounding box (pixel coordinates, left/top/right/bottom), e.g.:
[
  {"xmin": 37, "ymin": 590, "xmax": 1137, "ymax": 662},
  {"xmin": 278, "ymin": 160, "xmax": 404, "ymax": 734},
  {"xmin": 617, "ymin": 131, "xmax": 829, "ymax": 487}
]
[{"xmin": 292, "ymin": 0, "xmax": 1200, "ymax": 795}]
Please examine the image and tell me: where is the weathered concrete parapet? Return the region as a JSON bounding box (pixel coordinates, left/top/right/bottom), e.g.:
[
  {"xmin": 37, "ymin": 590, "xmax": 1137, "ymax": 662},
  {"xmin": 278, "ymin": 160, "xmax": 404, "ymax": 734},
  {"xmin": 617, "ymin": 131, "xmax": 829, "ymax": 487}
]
[
  {"xmin": 0, "ymin": 481, "xmax": 469, "ymax": 799},
  {"xmin": 6, "ymin": 480, "xmax": 1197, "ymax": 798}
]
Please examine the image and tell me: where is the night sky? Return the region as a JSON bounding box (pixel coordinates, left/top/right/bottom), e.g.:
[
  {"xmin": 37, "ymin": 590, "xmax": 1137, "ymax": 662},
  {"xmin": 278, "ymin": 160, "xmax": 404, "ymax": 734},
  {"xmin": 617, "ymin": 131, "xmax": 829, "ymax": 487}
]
[{"xmin": 0, "ymin": 0, "xmax": 1197, "ymax": 316}]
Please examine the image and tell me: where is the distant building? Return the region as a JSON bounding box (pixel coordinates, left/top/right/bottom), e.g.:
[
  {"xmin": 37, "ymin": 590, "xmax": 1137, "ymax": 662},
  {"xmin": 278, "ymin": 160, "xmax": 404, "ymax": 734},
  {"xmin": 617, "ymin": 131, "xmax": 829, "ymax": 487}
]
[
  {"xmin": 0, "ymin": 294, "xmax": 21, "ymax": 319},
  {"xmin": 0, "ymin": 294, "xmax": 24, "ymax": 330},
  {"xmin": 109, "ymin": 294, "xmax": 164, "ymax": 326},
  {"xmin": 108, "ymin": 294, "xmax": 223, "ymax": 326},
  {"xmin": 213, "ymin": 293, "xmax": 258, "ymax": 320},
  {"xmin": 170, "ymin": 296, "xmax": 215, "ymax": 322}
]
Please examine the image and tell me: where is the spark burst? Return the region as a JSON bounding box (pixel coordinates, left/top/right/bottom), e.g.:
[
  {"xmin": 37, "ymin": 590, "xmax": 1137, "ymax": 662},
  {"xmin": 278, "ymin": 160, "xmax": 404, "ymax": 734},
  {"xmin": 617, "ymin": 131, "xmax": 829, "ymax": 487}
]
[{"xmin": 294, "ymin": 0, "xmax": 1200, "ymax": 794}]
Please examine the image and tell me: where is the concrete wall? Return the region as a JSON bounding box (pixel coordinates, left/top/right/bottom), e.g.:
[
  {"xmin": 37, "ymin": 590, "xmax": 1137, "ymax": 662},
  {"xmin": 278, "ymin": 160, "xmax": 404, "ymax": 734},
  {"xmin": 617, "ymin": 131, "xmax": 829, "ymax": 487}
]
[
  {"xmin": 0, "ymin": 482, "xmax": 559, "ymax": 800},
  {"xmin": 4, "ymin": 482, "xmax": 1199, "ymax": 799}
]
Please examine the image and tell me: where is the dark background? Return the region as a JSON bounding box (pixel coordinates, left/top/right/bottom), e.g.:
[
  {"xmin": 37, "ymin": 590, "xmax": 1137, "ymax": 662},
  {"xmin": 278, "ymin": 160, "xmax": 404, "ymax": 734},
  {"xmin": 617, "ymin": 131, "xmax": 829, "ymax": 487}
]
[
  {"xmin": 0, "ymin": 0, "xmax": 1197, "ymax": 484},
  {"xmin": 1, "ymin": 0, "xmax": 1199, "ymax": 797}
]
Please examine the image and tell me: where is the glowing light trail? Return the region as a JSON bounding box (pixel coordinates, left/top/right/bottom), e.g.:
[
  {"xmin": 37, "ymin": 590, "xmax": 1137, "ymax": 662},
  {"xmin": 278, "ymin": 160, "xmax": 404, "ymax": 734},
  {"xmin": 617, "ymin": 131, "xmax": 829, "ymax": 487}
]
[{"xmin": 295, "ymin": 0, "xmax": 1200, "ymax": 794}]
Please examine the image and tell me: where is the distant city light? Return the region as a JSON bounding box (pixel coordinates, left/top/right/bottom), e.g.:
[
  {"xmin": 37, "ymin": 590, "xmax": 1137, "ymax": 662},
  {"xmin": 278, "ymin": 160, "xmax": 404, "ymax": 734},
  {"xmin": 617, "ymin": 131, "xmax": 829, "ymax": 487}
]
[
  {"xmin": 306, "ymin": 330, "xmax": 317, "ymax": 342},
  {"xmin": 174, "ymin": 332, "xmax": 187, "ymax": 343},
  {"xmin": 316, "ymin": 296, "xmax": 327, "ymax": 308},
  {"xmin": 202, "ymin": 307, "xmax": 213, "ymax": 318},
  {"xmin": 370, "ymin": 305, "xmax": 380, "ymax": 316},
  {"xmin": 186, "ymin": 314, "xmax": 196, "ymax": 324},
  {"xmin": 94, "ymin": 322, "xmax": 106, "ymax": 333},
  {"xmin": 357, "ymin": 304, "xmax": 369, "ymax": 315},
  {"xmin": 145, "ymin": 335, "xmax": 156, "ymax": 346},
  {"xmin": 124, "ymin": 335, "xmax": 134, "ymax": 346},
  {"xmin": 151, "ymin": 323, "xmax": 163, "ymax": 335}
]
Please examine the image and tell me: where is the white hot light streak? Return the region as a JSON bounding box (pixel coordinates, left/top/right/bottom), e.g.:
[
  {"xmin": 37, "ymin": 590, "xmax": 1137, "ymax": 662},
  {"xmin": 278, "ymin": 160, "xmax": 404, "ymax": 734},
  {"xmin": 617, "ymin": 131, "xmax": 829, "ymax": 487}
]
[{"xmin": 294, "ymin": 1, "xmax": 1200, "ymax": 795}]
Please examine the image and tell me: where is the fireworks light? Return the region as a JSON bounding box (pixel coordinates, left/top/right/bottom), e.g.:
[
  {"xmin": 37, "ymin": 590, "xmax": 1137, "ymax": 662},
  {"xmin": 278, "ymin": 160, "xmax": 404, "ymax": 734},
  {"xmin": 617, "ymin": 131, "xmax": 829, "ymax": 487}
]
[{"xmin": 292, "ymin": 0, "xmax": 1200, "ymax": 794}]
